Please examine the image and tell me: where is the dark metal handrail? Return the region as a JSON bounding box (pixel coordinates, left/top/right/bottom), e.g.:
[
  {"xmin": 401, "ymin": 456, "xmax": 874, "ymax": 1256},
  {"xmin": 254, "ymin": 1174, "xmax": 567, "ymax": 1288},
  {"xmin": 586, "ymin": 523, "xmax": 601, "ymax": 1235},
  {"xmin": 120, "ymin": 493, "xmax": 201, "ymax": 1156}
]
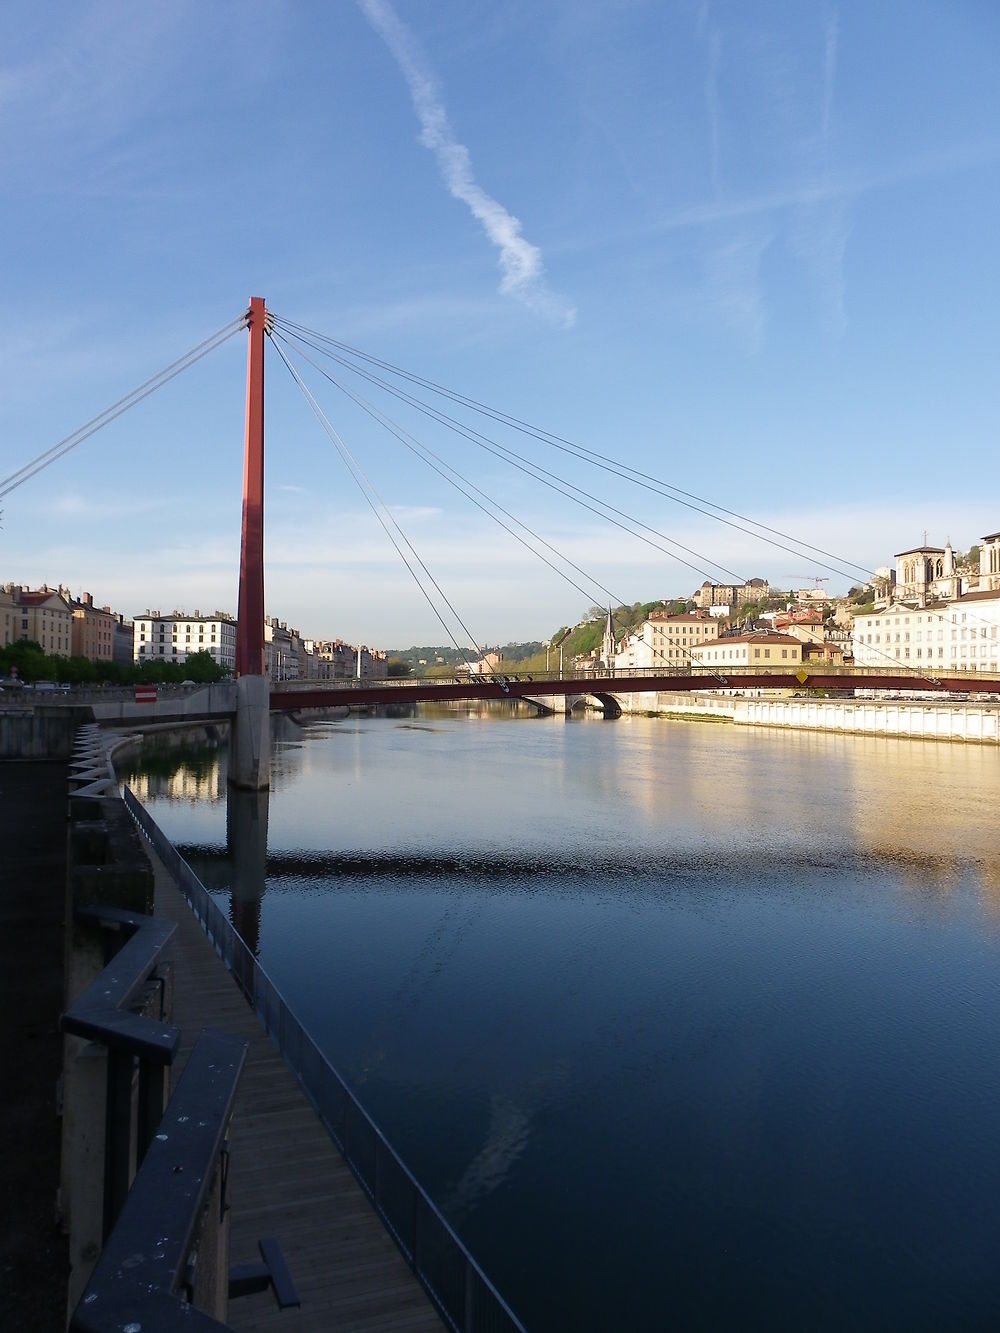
[
  {"xmin": 124, "ymin": 784, "xmax": 527, "ymax": 1333},
  {"xmin": 62, "ymin": 905, "xmax": 180, "ymax": 1062},
  {"xmin": 62, "ymin": 906, "xmax": 184, "ymax": 1236},
  {"xmin": 69, "ymin": 1028, "xmax": 247, "ymax": 1332}
]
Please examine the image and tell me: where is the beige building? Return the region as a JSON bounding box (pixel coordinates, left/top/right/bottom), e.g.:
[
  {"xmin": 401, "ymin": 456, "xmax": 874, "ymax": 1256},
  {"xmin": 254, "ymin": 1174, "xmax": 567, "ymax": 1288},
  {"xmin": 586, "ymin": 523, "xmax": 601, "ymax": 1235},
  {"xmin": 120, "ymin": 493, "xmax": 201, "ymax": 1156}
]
[
  {"xmin": 0, "ymin": 585, "xmax": 18, "ymax": 649},
  {"xmin": 979, "ymin": 532, "xmax": 1000, "ymax": 593},
  {"xmin": 16, "ymin": 585, "xmax": 73, "ymax": 655},
  {"xmin": 693, "ymin": 577, "xmax": 769, "ymax": 611},
  {"xmin": 893, "ymin": 540, "xmax": 961, "ymax": 607},
  {"xmin": 613, "ymin": 611, "xmax": 716, "ymax": 671},
  {"xmin": 691, "ymin": 632, "xmax": 803, "ymax": 670},
  {"xmin": 71, "ymin": 593, "xmax": 118, "ymax": 662},
  {"xmin": 311, "ymin": 639, "xmax": 388, "ymax": 681},
  {"xmin": 266, "ymin": 619, "xmax": 298, "ymax": 681}
]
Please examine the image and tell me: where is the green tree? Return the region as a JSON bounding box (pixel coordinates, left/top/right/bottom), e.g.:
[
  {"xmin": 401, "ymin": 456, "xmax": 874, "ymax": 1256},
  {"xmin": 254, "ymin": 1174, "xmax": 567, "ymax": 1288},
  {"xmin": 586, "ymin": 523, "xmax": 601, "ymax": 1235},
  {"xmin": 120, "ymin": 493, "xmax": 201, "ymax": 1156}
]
[
  {"xmin": 0, "ymin": 639, "xmax": 48, "ymax": 682},
  {"xmin": 180, "ymin": 650, "xmax": 227, "ymax": 682}
]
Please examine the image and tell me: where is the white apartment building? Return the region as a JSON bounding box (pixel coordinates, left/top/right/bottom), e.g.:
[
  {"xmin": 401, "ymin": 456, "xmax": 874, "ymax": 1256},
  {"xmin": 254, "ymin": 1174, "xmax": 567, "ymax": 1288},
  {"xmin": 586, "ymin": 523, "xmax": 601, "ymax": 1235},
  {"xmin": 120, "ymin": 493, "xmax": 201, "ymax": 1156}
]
[
  {"xmin": 854, "ymin": 529, "xmax": 1000, "ymax": 673},
  {"xmin": 853, "ymin": 593, "xmax": 1000, "ymax": 673},
  {"xmin": 134, "ymin": 611, "xmax": 236, "ymax": 674}
]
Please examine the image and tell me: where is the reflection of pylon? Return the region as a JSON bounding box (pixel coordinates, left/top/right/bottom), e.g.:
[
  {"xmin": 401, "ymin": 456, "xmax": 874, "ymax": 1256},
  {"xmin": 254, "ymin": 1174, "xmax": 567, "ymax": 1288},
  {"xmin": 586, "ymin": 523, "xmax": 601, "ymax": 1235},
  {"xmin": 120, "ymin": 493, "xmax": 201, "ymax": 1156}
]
[{"xmin": 236, "ymin": 296, "xmax": 267, "ymax": 678}]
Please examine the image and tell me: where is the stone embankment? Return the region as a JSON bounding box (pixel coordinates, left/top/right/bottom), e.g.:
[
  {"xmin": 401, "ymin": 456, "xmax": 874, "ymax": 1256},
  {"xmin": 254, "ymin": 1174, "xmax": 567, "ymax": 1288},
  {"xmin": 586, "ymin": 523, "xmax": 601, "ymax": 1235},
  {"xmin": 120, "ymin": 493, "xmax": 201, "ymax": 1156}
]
[{"xmin": 0, "ymin": 761, "xmax": 70, "ymax": 1329}]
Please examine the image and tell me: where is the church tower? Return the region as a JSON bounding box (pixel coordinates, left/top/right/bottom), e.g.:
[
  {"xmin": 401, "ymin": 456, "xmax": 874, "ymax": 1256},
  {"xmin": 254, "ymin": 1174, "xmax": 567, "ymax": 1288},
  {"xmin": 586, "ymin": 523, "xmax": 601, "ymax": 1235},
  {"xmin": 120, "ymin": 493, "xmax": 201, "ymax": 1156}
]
[{"xmin": 601, "ymin": 607, "xmax": 617, "ymax": 671}]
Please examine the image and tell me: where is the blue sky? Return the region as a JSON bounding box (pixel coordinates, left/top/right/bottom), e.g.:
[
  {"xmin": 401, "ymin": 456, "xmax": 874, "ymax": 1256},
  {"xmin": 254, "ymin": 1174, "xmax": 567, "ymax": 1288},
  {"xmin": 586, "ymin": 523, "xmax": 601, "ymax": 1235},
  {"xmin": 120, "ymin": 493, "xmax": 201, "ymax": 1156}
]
[{"xmin": 2, "ymin": 1, "xmax": 998, "ymax": 647}]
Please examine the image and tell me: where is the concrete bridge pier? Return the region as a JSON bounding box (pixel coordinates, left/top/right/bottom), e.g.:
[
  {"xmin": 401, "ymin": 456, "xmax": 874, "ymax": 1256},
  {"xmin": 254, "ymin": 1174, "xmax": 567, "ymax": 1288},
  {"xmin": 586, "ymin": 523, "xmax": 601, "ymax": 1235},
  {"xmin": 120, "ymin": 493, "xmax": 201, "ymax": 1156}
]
[{"xmin": 230, "ymin": 675, "xmax": 270, "ymax": 790}]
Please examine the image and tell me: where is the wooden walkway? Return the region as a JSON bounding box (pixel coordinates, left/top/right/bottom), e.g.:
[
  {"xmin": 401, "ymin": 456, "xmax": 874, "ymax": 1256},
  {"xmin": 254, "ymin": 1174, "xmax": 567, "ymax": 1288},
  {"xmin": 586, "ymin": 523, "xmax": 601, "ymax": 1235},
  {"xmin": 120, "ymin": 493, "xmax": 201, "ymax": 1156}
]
[{"xmin": 151, "ymin": 848, "xmax": 444, "ymax": 1332}]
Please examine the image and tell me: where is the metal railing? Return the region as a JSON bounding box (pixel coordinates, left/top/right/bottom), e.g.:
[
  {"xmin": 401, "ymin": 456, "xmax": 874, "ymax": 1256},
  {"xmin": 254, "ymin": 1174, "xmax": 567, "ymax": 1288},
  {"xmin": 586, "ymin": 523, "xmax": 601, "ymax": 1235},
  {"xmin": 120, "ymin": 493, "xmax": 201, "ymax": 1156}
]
[
  {"xmin": 124, "ymin": 784, "xmax": 527, "ymax": 1333},
  {"xmin": 70, "ymin": 1028, "xmax": 247, "ymax": 1333},
  {"xmin": 62, "ymin": 906, "xmax": 181, "ymax": 1235},
  {"xmin": 272, "ymin": 663, "xmax": 1000, "ymax": 690}
]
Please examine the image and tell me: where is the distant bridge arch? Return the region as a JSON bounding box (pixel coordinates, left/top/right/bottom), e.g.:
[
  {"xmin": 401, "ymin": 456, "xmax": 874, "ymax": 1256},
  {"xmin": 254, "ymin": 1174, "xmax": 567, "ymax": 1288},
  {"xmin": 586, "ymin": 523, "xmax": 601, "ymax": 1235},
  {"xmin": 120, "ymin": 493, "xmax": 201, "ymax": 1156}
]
[{"xmin": 521, "ymin": 689, "xmax": 622, "ymax": 717}]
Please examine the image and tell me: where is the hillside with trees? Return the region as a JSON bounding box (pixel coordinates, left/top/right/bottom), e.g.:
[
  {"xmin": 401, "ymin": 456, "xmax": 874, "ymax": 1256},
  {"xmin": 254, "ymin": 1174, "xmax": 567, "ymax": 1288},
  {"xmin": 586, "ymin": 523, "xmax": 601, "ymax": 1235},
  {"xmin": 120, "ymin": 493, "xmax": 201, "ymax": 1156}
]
[{"xmin": 386, "ymin": 600, "xmax": 702, "ymax": 676}]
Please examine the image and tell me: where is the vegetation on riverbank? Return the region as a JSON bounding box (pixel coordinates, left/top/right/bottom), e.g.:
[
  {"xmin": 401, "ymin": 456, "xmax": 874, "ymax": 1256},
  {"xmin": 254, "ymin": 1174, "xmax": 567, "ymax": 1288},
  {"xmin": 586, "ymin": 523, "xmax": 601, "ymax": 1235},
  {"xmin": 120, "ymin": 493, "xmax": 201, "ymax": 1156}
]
[{"xmin": 0, "ymin": 638, "xmax": 228, "ymax": 686}]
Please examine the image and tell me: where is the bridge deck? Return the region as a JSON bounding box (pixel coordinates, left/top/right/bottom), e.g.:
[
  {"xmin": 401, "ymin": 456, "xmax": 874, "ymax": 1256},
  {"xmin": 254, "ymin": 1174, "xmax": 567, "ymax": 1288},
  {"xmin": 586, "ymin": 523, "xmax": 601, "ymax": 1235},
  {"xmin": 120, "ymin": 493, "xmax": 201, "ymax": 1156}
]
[
  {"xmin": 272, "ymin": 668, "xmax": 1000, "ymax": 711},
  {"xmin": 150, "ymin": 845, "xmax": 443, "ymax": 1332}
]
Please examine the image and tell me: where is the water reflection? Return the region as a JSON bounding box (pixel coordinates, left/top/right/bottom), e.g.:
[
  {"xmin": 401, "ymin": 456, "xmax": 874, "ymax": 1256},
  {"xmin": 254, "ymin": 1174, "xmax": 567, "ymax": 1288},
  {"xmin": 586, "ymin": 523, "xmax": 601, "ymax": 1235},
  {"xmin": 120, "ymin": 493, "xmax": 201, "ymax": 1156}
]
[
  {"xmin": 120, "ymin": 736, "xmax": 227, "ymax": 806},
  {"xmin": 128, "ymin": 711, "xmax": 1000, "ymax": 1331},
  {"xmin": 226, "ymin": 785, "xmax": 269, "ymax": 955},
  {"xmin": 129, "ymin": 714, "xmax": 1000, "ymax": 912}
]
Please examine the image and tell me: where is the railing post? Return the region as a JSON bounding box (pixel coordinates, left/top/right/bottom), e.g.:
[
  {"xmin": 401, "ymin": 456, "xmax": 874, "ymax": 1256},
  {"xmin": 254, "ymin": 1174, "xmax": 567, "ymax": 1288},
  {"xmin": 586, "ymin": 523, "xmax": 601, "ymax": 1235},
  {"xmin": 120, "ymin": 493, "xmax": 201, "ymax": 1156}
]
[
  {"xmin": 137, "ymin": 1059, "xmax": 168, "ymax": 1166},
  {"xmin": 103, "ymin": 1049, "xmax": 138, "ymax": 1238}
]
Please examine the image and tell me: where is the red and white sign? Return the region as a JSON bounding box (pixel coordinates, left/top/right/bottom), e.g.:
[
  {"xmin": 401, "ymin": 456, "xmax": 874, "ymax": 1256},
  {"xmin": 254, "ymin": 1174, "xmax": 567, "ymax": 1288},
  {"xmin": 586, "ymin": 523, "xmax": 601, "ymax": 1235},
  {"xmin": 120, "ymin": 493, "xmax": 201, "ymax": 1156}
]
[{"xmin": 134, "ymin": 686, "xmax": 158, "ymax": 704}]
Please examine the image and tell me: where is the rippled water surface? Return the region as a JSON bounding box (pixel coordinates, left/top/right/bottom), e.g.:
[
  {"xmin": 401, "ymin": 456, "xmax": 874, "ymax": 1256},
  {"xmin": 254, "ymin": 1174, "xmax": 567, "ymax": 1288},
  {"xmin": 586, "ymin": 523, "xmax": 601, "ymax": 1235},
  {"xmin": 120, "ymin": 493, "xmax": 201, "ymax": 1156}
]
[{"xmin": 127, "ymin": 710, "xmax": 1000, "ymax": 1330}]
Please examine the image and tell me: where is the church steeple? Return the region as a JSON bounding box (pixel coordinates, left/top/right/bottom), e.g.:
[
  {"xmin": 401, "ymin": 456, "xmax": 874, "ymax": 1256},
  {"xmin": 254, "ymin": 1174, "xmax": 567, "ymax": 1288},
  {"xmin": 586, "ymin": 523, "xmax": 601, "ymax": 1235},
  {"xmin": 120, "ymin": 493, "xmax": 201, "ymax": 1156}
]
[{"xmin": 601, "ymin": 606, "xmax": 616, "ymax": 670}]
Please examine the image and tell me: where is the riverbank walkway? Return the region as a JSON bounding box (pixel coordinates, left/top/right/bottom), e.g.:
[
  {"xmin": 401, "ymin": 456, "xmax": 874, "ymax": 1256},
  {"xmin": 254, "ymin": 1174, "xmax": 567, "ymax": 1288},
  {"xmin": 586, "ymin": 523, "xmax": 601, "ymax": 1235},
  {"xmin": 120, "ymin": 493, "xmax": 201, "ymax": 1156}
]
[
  {"xmin": 147, "ymin": 829, "xmax": 445, "ymax": 1332},
  {"xmin": 0, "ymin": 753, "xmax": 443, "ymax": 1331}
]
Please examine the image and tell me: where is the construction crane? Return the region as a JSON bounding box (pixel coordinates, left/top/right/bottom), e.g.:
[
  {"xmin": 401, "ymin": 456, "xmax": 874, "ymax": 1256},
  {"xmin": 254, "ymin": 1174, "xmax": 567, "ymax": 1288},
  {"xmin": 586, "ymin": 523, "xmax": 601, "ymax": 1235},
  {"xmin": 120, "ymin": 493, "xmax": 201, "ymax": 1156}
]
[{"xmin": 783, "ymin": 574, "xmax": 829, "ymax": 588}]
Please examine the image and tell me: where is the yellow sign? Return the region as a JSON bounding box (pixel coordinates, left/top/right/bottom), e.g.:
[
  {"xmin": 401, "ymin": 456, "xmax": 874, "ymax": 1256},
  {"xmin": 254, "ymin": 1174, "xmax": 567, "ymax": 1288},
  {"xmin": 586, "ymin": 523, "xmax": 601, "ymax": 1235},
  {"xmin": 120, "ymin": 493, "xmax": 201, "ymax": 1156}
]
[{"xmin": 796, "ymin": 670, "xmax": 810, "ymax": 685}]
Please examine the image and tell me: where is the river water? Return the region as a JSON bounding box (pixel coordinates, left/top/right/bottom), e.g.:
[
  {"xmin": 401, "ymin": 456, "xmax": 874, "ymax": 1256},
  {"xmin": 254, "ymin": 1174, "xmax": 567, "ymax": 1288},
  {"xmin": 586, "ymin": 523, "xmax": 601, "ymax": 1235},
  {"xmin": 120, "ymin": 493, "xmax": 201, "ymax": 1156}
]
[{"xmin": 123, "ymin": 709, "xmax": 1000, "ymax": 1331}]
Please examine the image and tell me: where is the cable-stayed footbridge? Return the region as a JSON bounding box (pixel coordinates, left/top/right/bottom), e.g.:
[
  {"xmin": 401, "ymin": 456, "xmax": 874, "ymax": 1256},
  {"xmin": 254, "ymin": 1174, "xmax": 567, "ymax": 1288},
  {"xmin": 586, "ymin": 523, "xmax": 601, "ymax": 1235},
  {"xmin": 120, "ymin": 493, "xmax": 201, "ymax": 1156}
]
[{"xmin": 5, "ymin": 296, "xmax": 998, "ymax": 785}]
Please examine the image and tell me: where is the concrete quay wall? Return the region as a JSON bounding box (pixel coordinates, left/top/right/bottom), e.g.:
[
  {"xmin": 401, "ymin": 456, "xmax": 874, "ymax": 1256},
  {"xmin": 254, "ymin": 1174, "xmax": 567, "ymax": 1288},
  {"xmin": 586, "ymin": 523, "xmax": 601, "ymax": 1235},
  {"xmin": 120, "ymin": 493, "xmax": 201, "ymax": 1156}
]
[
  {"xmin": 0, "ymin": 683, "xmax": 237, "ymax": 760},
  {"xmin": 0, "ymin": 706, "xmax": 90, "ymax": 759},
  {"xmin": 734, "ymin": 696, "xmax": 1000, "ymax": 743},
  {"xmin": 614, "ymin": 690, "xmax": 1000, "ymax": 744}
]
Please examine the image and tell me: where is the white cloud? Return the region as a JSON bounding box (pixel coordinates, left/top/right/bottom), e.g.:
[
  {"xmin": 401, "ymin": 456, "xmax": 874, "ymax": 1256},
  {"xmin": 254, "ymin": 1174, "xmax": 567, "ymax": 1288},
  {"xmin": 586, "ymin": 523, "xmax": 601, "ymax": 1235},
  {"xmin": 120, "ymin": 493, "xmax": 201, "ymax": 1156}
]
[{"xmin": 359, "ymin": 0, "xmax": 576, "ymax": 328}]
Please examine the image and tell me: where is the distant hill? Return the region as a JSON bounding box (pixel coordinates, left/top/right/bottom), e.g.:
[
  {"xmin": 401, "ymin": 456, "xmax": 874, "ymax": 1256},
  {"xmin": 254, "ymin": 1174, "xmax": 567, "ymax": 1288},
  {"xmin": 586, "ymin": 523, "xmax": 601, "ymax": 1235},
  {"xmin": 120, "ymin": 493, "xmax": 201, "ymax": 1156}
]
[
  {"xmin": 385, "ymin": 599, "xmax": 700, "ymax": 676},
  {"xmin": 385, "ymin": 642, "xmax": 545, "ymax": 677}
]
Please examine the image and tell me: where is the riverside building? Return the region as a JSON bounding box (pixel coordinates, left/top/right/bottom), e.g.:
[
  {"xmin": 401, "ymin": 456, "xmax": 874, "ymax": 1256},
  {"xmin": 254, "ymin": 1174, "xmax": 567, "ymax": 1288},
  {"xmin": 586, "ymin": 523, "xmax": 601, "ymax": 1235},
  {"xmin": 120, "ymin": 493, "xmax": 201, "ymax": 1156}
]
[
  {"xmin": 691, "ymin": 631, "xmax": 803, "ymax": 669},
  {"xmin": 134, "ymin": 610, "xmax": 236, "ymax": 674},
  {"xmin": 71, "ymin": 593, "xmax": 118, "ymax": 662},
  {"xmin": 853, "ymin": 530, "xmax": 1000, "ymax": 673},
  {"xmin": 613, "ymin": 611, "xmax": 716, "ymax": 671},
  {"xmin": 13, "ymin": 585, "xmax": 73, "ymax": 655},
  {"xmin": 852, "ymin": 596, "xmax": 1000, "ymax": 673}
]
